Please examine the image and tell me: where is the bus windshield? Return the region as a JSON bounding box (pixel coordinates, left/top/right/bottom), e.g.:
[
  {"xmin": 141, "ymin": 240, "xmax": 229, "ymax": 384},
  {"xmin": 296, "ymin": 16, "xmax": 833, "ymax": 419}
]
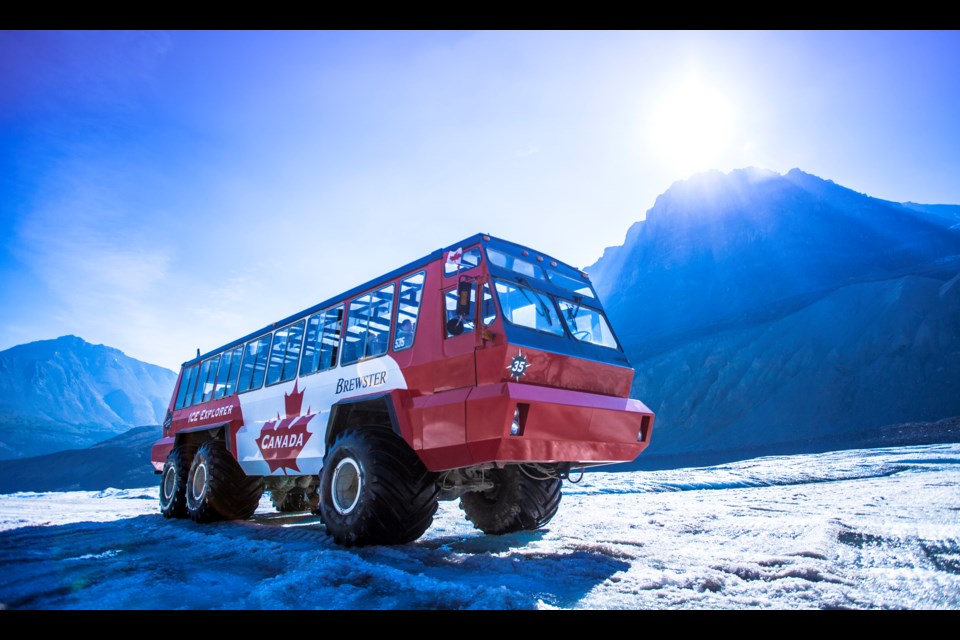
[{"xmin": 493, "ymin": 279, "xmax": 620, "ymax": 350}]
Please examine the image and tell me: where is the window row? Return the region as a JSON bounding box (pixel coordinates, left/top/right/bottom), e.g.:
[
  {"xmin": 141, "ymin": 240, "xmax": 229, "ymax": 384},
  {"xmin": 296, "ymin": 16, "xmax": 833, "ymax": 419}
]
[{"xmin": 174, "ymin": 271, "xmax": 426, "ymax": 410}]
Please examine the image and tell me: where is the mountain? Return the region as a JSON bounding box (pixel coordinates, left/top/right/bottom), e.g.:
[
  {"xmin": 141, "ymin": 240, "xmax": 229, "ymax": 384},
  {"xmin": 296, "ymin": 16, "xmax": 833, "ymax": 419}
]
[
  {"xmin": 902, "ymin": 202, "xmax": 960, "ymax": 227},
  {"xmin": 587, "ymin": 168, "xmax": 960, "ymax": 463},
  {"xmin": 0, "ymin": 425, "xmax": 160, "ymax": 492},
  {"xmin": 0, "ymin": 336, "xmax": 176, "ymax": 459}
]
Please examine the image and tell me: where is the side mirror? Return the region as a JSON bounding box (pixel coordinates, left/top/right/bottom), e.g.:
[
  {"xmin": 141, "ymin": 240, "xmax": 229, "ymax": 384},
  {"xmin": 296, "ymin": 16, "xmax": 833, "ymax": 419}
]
[
  {"xmin": 446, "ymin": 317, "xmax": 465, "ymax": 336},
  {"xmin": 456, "ymin": 280, "xmax": 472, "ymax": 318}
]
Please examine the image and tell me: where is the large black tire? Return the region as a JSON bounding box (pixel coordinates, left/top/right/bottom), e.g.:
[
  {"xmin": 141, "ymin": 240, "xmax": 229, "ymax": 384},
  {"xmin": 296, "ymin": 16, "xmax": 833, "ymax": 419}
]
[
  {"xmin": 159, "ymin": 444, "xmax": 196, "ymax": 519},
  {"xmin": 319, "ymin": 427, "xmax": 439, "ymax": 547},
  {"xmin": 460, "ymin": 465, "xmax": 562, "ymax": 535},
  {"xmin": 271, "ymin": 490, "xmax": 309, "ymax": 513},
  {"xmin": 186, "ymin": 440, "xmax": 264, "ymax": 523}
]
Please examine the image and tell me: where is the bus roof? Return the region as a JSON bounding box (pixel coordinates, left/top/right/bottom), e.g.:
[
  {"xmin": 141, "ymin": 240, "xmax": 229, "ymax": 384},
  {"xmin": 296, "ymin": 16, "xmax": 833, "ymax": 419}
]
[{"xmin": 183, "ymin": 233, "xmax": 591, "ymax": 367}]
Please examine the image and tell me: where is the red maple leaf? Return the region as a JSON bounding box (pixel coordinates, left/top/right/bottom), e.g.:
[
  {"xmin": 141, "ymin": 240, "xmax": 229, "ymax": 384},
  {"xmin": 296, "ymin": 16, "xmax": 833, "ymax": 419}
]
[
  {"xmin": 256, "ymin": 381, "xmax": 314, "ymax": 473},
  {"xmin": 284, "ymin": 379, "xmax": 306, "ymax": 417}
]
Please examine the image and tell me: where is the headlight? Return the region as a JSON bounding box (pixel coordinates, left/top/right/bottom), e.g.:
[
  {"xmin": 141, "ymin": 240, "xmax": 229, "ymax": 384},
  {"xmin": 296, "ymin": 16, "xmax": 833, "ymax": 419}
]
[{"xmin": 510, "ymin": 408, "xmax": 522, "ymax": 436}]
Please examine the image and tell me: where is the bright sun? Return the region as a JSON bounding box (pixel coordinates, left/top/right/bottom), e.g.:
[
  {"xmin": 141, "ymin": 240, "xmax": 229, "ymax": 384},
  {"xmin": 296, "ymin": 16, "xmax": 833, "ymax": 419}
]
[{"xmin": 647, "ymin": 75, "xmax": 736, "ymax": 177}]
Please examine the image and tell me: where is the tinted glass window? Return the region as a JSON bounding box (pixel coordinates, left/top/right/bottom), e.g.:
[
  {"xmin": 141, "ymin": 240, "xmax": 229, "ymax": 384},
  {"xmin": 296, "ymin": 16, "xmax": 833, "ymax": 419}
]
[
  {"xmin": 237, "ymin": 335, "xmax": 272, "ymax": 393},
  {"xmin": 444, "ymin": 285, "xmax": 476, "ymax": 337},
  {"xmin": 486, "ymin": 248, "xmax": 546, "ymax": 280},
  {"xmin": 175, "ymin": 365, "xmax": 198, "ymax": 409},
  {"xmin": 248, "ymin": 336, "xmax": 271, "ymax": 390},
  {"xmin": 299, "ymin": 313, "xmax": 324, "ymax": 376},
  {"xmin": 213, "ymin": 350, "xmax": 234, "ymax": 400},
  {"xmin": 342, "ymin": 284, "xmax": 394, "ymax": 365},
  {"xmin": 191, "ymin": 359, "xmax": 211, "ymax": 405},
  {"xmin": 444, "ymin": 246, "xmax": 483, "ymax": 276},
  {"xmin": 224, "ymin": 346, "xmax": 244, "ymax": 397},
  {"xmin": 481, "ymin": 281, "xmax": 497, "ymax": 326},
  {"xmin": 282, "ymin": 321, "xmax": 304, "ymax": 381},
  {"xmin": 318, "ymin": 306, "xmax": 343, "ymax": 371},
  {"xmin": 266, "ymin": 320, "xmax": 305, "ymax": 386},
  {"xmin": 559, "ymin": 300, "xmax": 619, "ymax": 349},
  {"xmin": 198, "ymin": 355, "xmax": 221, "ymax": 404},
  {"xmin": 547, "ymin": 268, "xmax": 596, "ymax": 298},
  {"xmin": 393, "ymin": 272, "xmax": 424, "ymax": 351},
  {"xmin": 494, "ymin": 280, "xmax": 565, "ymax": 336}
]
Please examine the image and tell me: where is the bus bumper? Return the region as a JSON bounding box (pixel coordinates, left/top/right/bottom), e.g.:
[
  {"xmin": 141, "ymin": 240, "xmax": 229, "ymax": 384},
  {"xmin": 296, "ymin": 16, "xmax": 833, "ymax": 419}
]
[
  {"xmin": 150, "ymin": 437, "xmax": 176, "ymax": 472},
  {"xmin": 412, "ymin": 382, "xmax": 654, "ymax": 471}
]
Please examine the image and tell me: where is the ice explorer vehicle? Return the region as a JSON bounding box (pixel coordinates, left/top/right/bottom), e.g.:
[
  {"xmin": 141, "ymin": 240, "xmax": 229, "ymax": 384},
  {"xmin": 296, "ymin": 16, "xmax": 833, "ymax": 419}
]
[{"xmin": 152, "ymin": 234, "xmax": 654, "ymax": 546}]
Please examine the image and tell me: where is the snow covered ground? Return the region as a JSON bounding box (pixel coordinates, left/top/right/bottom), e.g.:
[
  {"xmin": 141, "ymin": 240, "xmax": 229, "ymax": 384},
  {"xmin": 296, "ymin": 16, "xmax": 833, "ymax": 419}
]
[{"xmin": 1, "ymin": 443, "xmax": 958, "ymax": 609}]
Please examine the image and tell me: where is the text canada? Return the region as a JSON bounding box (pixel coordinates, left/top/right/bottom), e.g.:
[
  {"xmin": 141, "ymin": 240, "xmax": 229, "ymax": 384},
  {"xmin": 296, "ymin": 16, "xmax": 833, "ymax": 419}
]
[{"xmin": 259, "ymin": 431, "xmax": 305, "ymax": 450}]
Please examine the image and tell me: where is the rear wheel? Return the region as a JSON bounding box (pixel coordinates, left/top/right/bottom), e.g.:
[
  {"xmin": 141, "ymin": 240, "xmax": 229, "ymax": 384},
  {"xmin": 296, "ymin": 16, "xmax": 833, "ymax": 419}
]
[
  {"xmin": 186, "ymin": 440, "xmax": 263, "ymax": 523},
  {"xmin": 319, "ymin": 427, "xmax": 439, "ymax": 547},
  {"xmin": 159, "ymin": 444, "xmax": 196, "ymax": 519},
  {"xmin": 460, "ymin": 465, "xmax": 562, "ymax": 535}
]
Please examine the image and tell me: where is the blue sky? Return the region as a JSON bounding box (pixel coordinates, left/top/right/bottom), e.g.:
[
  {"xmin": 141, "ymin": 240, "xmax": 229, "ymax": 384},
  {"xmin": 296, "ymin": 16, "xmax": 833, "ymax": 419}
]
[{"xmin": 2, "ymin": 30, "xmax": 959, "ymax": 371}]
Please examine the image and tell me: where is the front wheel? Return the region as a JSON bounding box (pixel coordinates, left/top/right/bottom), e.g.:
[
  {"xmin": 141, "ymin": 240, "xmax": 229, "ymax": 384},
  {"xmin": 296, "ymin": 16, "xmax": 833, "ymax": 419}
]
[
  {"xmin": 186, "ymin": 440, "xmax": 264, "ymax": 523},
  {"xmin": 460, "ymin": 465, "xmax": 562, "ymax": 535},
  {"xmin": 319, "ymin": 427, "xmax": 439, "ymax": 547}
]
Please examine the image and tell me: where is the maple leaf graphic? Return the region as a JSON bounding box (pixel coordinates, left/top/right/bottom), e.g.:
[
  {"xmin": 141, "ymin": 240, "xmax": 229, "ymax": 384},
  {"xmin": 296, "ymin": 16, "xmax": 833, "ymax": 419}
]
[{"xmin": 256, "ymin": 380, "xmax": 314, "ymax": 473}]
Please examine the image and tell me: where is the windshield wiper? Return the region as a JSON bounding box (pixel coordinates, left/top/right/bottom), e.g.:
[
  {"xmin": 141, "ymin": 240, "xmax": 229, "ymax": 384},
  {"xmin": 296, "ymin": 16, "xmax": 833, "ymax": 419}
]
[
  {"xmin": 515, "ymin": 279, "xmax": 553, "ymax": 323},
  {"xmin": 567, "ymin": 295, "xmax": 583, "ymax": 321}
]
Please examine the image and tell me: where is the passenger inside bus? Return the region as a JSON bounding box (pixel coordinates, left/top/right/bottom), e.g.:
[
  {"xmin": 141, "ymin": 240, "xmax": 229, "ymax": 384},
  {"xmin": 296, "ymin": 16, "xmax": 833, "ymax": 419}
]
[
  {"xmin": 395, "ymin": 319, "xmax": 414, "ymax": 349},
  {"xmin": 365, "ymin": 330, "xmax": 387, "ymax": 359}
]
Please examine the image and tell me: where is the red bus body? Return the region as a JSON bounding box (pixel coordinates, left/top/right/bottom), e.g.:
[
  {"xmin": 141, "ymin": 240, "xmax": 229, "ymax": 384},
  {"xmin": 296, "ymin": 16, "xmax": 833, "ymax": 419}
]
[{"xmin": 152, "ymin": 234, "xmax": 653, "ymax": 543}]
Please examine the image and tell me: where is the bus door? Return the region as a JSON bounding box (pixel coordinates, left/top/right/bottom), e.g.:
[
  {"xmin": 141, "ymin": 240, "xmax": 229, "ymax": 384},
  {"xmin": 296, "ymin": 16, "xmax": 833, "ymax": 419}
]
[{"xmin": 436, "ymin": 279, "xmax": 478, "ymax": 391}]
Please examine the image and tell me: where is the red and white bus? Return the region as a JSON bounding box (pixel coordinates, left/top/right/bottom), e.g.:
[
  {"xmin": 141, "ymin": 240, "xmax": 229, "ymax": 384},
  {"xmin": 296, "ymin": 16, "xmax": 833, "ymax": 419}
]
[{"xmin": 152, "ymin": 234, "xmax": 654, "ymax": 546}]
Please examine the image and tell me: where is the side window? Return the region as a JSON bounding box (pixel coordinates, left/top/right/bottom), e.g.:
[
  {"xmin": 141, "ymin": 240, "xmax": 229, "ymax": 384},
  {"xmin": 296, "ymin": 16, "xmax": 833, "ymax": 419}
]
[
  {"xmin": 249, "ymin": 336, "xmax": 271, "ymax": 391},
  {"xmin": 318, "ymin": 306, "xmax": 343, "ymax": 371},
  {"xmin": 213, "ymin": 346, "xmax": 244, "ymax": 399},
  {"xmin": 300, "ymin": 307, "xmax": 343, "ymax": 376},
  {"xmin": 175, "ymin": 365, "xmax": 198, "ymax": 409},
  {"xmin": 237, "ymin": 334, "xmax": 272, "ymax": 393},
  {"xmin": 393, "ymin": 271, "xmax": 425, "ymax": 351},
  {"xmin": 190, "ymin": 360, "xmax": 210, "ymax": 404},
  {"xmin": 191, "ymin": 358, "xmax": 213, "ymax": 406},
  {"xmin": 366, "ymin": 285, "xmax": 394, "ymax": 359},
  {"xmin": 213, "ymin": 349, "xmax": 236, "ymax": 400},
  {"xmin": 445, "ymin": 285, "xmax": 476, "ymax": 337},
  {"xmin": 482, "ymin": 281, "xmax": 497, "ymax": 326},
  {"xmin": 200, "ymin": 355, "xmax": 222, "ymax": 404},
  {"xmin": 342, "ymin": 284, "xmax": 395, "ymax": 365},
  {"xmin": 444, "ymin": 246, "xmax": 483, "ymax": 276},
  {"xmin": 342, "ymin": 295, "xmax": 369, "ymax": 365},
  {"xmin": 223, "ymin": 346, "xmax": 244, "ymax": 397},
  {"xmin": 282, "ymin": 321, "xmax": 305, "ymax": 381},
  {"xmin": 266, "ymin": 320, "xmax": 305, "ymax": 386},
  {"xmin": 299, "ymin": 313, "xmax": 323, "ymax": 377}
]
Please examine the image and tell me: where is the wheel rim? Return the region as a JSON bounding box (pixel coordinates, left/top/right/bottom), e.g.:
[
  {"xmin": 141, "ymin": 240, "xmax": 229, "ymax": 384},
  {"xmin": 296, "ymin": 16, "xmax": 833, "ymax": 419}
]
[
  {"xmin": 162, "ymin": 465, "xmax": 177, "ymax": 503},
  {"xmin": 190, "ymin": 461, "xmax": 207, "ymax": 502},
  {"xmin": 331, "ymin": 457, "xmax": 362, "ymax": 515}
]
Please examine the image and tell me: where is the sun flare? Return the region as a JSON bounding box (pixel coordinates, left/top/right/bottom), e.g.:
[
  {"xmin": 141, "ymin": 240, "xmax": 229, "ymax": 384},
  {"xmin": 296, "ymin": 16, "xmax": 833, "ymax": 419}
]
[{"xmin": 647, "ymin": 75, "xmax": 736, "ymax": 177}]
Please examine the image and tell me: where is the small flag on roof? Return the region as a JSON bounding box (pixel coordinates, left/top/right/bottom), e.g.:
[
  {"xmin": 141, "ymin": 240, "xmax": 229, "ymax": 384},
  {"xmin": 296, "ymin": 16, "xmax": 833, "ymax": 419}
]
[{"xmin": 445, "ymin": 247, "xmax": 463, "ymax": 266}]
